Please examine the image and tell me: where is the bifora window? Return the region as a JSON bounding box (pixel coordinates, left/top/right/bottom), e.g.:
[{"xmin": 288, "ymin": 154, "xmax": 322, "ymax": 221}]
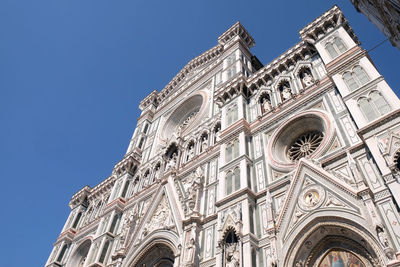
[
  {"xmin": 325, "ymin": 37, "xmax": 347, "ymax": 59},
  {"xmin": 226, "ymin": 104, "xmax": 238, "ymax": 126},
  {"xmin": 343, "ymin": 65, "xmax": 370, "ymax": 91},
  {"xmin": 226, "ymin": 168, "xmax": 240, "ymax": 195},
  {"xmin": 358, "ymin": 90, "xmax": 391, "ymax": 122},
  {"xmin": 225, "ymin": 139, "xmax": 239, "ymax": 163}
]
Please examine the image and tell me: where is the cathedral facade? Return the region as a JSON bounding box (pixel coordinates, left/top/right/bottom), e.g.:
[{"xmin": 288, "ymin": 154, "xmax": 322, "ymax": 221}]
[{"xmin": 46, "ymin": 6, "xmax": 400, "ymax": 267}]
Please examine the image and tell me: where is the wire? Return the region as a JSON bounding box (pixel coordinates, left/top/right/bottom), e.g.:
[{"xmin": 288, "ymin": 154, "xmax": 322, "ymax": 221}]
[{"xmin": 367, "ymin": 38, "xmax": 389, "ymax": 52}]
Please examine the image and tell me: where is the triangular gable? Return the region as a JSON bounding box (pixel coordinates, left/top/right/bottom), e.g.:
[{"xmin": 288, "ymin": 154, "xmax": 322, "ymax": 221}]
[
  {"xmin": 275, "ymin": 159, "xmax": 363, "ymax": 243},
  {"xmin": 130, "ymin": 185, "xmax": 183, "ymax": 248},
  {"xmin": 384, "ymin": 133, "xmax": 400, "ymax": 161}
]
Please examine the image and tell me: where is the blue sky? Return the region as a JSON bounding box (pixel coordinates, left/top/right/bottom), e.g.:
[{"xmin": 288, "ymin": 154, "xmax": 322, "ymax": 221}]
[{"xmin": 1, "ymin": 1, "xmax": 399, "ymax": 266}]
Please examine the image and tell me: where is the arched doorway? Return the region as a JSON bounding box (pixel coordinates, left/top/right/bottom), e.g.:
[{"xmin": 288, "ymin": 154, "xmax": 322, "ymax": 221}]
[
  {"xmin": 66, "ymin": 239, "xmax": 91, "ymax": 267},
  {"xmin": 284, "ymin": 221, "xmax": 385, "ymax": 266},
  {"xmin": 133, "ymin": 243, "xmax": 175, "ymax": 267}
]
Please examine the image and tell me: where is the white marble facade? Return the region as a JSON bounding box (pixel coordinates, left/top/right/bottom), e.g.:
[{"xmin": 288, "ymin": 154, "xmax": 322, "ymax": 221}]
[{"xmin": 46, "ymin": 6, "xmax": 400, "ymax": 267}]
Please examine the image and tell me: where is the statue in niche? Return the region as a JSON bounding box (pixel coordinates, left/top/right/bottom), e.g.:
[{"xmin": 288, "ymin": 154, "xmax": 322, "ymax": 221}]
[
  {"xmin": 142, "ymin": 172, "xmax": 150, "ymax": 188},
  {"xmin": 166, "ymin": 152, "xmax": 178, "ymax": 170},
  {"xmin": 186, "ymin": 167, "xmax": 203, "ymax": 213},
  {"xmin": 302, "ymin": 71, "xmax": 314, "ymax": 87},
  {"xmin": 263, "ymin": 98, "xmax": 272, "ymax": 112},
  {"xmin": 201, "ymin": 135, "xmax": 208, "ymax": 151},
  {"xmin": 188, "ymin": 145, "xmax": 195, "ymax": 160},
  {"xmin": 377, "ymin": 226, "xmax": 390, "ymax": 248},
  {"xmin": 119, "ymin": 205, "xmax": 138, "ymax": 249},
  {"xmin": 281, "ymin": 84, "xmax": 292, "ymax": 100},
  {"xmin": 185, "ymin": 237, "xmax": 196, "ymax": 263},
  {"xmin": 154, "ymin": 164, "xmax": 161, "ymax": 182},
  {"xmin": 225, "ymin": 243, "xmax": 240, "ymax": 267}
]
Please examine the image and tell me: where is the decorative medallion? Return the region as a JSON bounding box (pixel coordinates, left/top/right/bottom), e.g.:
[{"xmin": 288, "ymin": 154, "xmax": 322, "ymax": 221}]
[{"xmin": 298, "ymin": 185, "xmax": 325, "ymax": 211}]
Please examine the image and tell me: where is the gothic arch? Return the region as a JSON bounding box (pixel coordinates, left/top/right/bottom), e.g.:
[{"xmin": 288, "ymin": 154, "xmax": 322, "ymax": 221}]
[
  {"xmin": 282, "ymin": 217, "xmax": 386, "ymax": 266},
  {"xmin": 66, "ymin": 238, "xmax": 92, "ymax": 267},
  {"xmin": 123, "ymin": 230, "xmax": 180, "ymax": 267}
]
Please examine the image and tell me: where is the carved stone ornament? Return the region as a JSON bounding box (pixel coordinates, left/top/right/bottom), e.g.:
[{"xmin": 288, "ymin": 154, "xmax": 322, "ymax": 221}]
[
  {"xmin": 141, "ymin": 195, "xmax": 174, "ymax": 239},
  {"xmin": 225, "ymin": 243, "xmax": 240, "ymax": 267},
  {"xmin": 118, "ymin": 204, "xmax": 139, "ymax": 249},
  {"xmin": 176, "ymin": 110, "xmax": 199, "ymax": 136},
  {"xmin": 298, "ymin": 185, "xmax": 325, "ymax": 211}
]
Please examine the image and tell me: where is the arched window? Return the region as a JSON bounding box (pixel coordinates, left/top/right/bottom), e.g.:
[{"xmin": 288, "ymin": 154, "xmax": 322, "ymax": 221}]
[
  {"xmin": 334, "ymin": 37, "xmax": 347, "ymax": 53},
  {"xmin": 142, "ymin": 123, "xmax": 149, "ymax": 134},
  {"xmin": 121, "ymin": 179, "xmax": 130, "ymax": 198},
  {"xmin": 99, "ymin": 240, "xmax": 110, "ymax": 263},
  {"xmin": 358, "ymin": 91, "xmax": 391, "ymax": 122},
  {"xmin": 370, "ymin": 91, "xmax": 391, "ymax": 115},
  {"xmin": 226, "ymin": 104, "xmax": 238, "ymax": 126},
  {"xmin": 326, "ymin": 43, "xmax": 338, "ymax": 58},
  {"xmin": 226, "ymin": 172, "xmax": 233, "ymax": 195},
  {"xmin": 226, "ymin": 168, "xmax": 240, "ymax": 195},
  {"xmin": 56, "ymin": 244, "xmax": 69, "ymax": 263},
  {"xmin": 226, "ymin": 139, "xmax": 239, "ymax": 163},
  {"xmin": 343, "ymin": 66, "xmax": 370, "ymax": 91},
  {"xmin": 72, "ymin": 212, "xmax": 82, "ymax": 229},
  {"xmin": 343, "ymin": 72, "xmax": 358, "ymax": 91},
  {"xmin": 138, "ymin": 137, "xmax": 145, "ymax": 149},
  {"xmin": 358, "ymin": 97, "xmax": 378, "ymax": 121},
  {"xmin": 326, "ymin": 37, "xmax": 347, "ymax": 59},
  {"xmin": 109, "ymin": 213, "xmax": 120, "ymax": 234},
  {"xmin": 353, "ymin": 66, "xmax": 369, "ymax": 85}
]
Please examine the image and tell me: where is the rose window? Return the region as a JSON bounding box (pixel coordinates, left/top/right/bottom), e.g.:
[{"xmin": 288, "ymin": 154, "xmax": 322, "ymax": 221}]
[{"xmin": 287, "ymin": 131, "xmax": 324, "ymax": 161}]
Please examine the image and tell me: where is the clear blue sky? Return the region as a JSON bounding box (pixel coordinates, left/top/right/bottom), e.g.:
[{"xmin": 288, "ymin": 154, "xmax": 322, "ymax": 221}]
[{"xmin": 1, "ymin": 1, "xmax": 399, "ymax": 266}]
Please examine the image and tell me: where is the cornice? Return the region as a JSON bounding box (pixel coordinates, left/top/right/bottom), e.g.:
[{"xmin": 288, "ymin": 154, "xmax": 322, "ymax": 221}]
[
  {"xmin": 357, "ymin": 109, "xmax": 400, "ymax": 139},
  {"xmin": 140, "ymin": 44, "xmax": 224, "ymax": 111},
  {"xmin": 325, "ymin": 46, "xmax": 366, "ymax": 76},
  {"xmin": 218, "ymin": 21, "xmax": 255, "ymax": 48},
  {"xmin": 69, "ymin": 185, "xmax": 91, "ymax": 209},
  {"xmin": 220, "ymin": 118, "xmax": 251, "ymax": 142},
  {"xmin": 113, "ymin": 149, "xmax": 142, "ymax": 177},
  {"xmin": 215, "ymin": 187, "xmax": 257, "ymax": 209}
]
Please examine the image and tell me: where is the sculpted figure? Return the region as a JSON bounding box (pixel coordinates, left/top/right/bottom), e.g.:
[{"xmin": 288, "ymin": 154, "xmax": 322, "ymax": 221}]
[
  {"xmin": 302, "ymin": 72, "xmax": 314, "ymax": 87},
  {"xmin": 377, "ymin": 227, "xmax": 390, "ymax": 248},
  {"xmin": 188, "ymin": 145, "xmax": 195, "ymax": 160},
  {"xmin": 263, "ymin": 99, "xmax": 272, "ymax": 112},
  {"xmin": 281, "ymin": 85, "xmax": 292, "ymax": 100},
  {"xmin": 201, "ymin": 135, "xmax": 208, "ymax": 151},
  {"xmin": 185, "ymin": 238, "xmax": 195, "ymax": 262},
  {"xmin": 186, "ymin": 167, "xmax": 203, "ymax": 213},
  {"xmin": 167, "ymin": 152, "xmax": 177, "ymax": 170},
  {"xmin": 154, "ymin": 165, "xmax": 161, "ymax": 182},
  {"xmin": 226, "ymin": 244, "xmax": 240, "ymax": 267},
  {"xmin": 119, "ymin": 207, "xmax": 138, "ymax": 248}
]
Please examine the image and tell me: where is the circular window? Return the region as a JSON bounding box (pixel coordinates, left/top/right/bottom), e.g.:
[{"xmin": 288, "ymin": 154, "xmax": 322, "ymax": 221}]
[
  {"xmin": 267, "ymin": 110, "xmax": 333, "ymax": 170},
  {"xmin": 160, "ymin": 92, "xmax": 209, "ymax": 140},
  {"xmin": 287, "ymin": 131, "xmax": 324, "ymax": 161}
]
